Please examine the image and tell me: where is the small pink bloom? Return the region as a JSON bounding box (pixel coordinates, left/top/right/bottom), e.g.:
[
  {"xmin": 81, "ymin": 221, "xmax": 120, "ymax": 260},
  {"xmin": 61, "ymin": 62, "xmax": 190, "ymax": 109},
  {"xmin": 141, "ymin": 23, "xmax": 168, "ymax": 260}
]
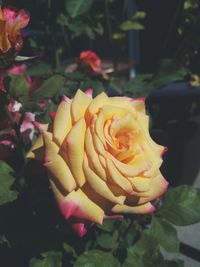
[
  {"xmin": 8, "ymin": 64, "xmax": 26, "ymax": 75},
  {"xmin": 20, "ymin": 112, "xmax": 35, "ymax": 141}
]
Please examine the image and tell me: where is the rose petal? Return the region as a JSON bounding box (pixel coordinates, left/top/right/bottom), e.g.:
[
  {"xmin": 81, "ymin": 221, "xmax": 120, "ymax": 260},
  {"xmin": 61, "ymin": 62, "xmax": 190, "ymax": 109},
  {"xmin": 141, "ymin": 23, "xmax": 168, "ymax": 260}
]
[
  {"xmin": 106, "ymin": 157, "xmax": 133, "ymax": 194},
  {"xmin": 109, "ymin": 153, "xmax": 150, "ymax": 177},
  {"xmin": 85, "ymin": 127, "xmax": 107, "ymax": 181},
  {"xmin": 83, "ymin": 154, "xmax": 125, "ymax": 204},
  {"xmin": 112, "ymin": 202, "xmax": 156, "ymax": 214},
  {"xmin": 71, "ymin": 89, "xmax": 92, "ymax": 123},
  {"xmin": 128, "ymin": 176, "xmax": 151, "ymax": 192},
  {"xmin": 50, "ymin": 180, "xmax": 104, "ymax": 225},
  {"xmin": 66, "ymin": 118, "xmax": 86, "ymax": 186},
  {"xmin": 53, "ymin": 99, "xmax": 72, "ymax": 146}
]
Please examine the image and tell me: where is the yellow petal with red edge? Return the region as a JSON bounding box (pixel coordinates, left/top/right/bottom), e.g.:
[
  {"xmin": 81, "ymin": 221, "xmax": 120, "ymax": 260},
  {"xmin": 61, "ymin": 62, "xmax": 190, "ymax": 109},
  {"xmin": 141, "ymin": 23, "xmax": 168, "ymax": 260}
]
[
  {"xmin": 53, "ymin": 99, "xmax": 72, "ymax": 146},
  {"xmin": 85, "ymin": 128, "xmax": 107, "ymax": 180},
  {"xmin": 106, "ymin": 157, "xmax": 133, "ymax": 194},
  {"xmin": 83, "ymin": 154, "xmax": 125, "ymax": 204},
  {"xmin": 44, "ymin": 155, "xmax": 76, "ymax": 193},
  {"xmin": 128, "ymin": 176, "xmax": 151, "ymax": 192},
  {"xmin": 136, "ymin": 173, "xmax": 168, "ymax": 202},
  {"xmin": 71, "ymin": 89, "xmax": 92, "ymax": 123},
  {"xmin": 66, "ymin": 118, "xmax": 86, "ymax": 186},
  {"xmin": 111, "ymin": 202, "xmax": 155, "ymax": 214},
  {"xmin": 109, "ymin": 153, "xmax": 150, "ymax": 177},
  {"xmin": 50, "ymin": 180, "xmax": 104, "ymax": 224}
]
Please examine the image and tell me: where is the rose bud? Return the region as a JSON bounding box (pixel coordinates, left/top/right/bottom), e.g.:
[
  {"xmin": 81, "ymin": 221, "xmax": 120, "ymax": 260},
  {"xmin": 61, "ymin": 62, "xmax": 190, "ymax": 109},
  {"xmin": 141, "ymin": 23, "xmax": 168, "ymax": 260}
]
[
  {"xmin": 0, "ymin": 6, "xmax": 30, "ymax": 68},
  {"xmin": 28, "ymin": 90, "xmax": 168, "ymax": 237},
  {"xmin": 77, "ymin": 50, "xmax": 102, "ymax": 74}
]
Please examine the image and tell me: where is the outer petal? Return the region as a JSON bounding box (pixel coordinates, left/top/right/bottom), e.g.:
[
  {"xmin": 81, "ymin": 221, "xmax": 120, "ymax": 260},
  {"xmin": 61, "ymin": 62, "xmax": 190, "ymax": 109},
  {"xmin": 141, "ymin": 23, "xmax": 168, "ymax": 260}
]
[
  {"xmin": 137, "ymin": 173, "xmax": 169, "ymax": 202},
  {"xmin": 53, "ymin": 99, "xmax": 72, "ymax": 146},
  {"xmin": 85, "ymin": 92, "xmax": 108, "ymax": 124},
  {"xmin": 71, "ymin": 89, "xmax": 92, "ymax": 123},
  {"xmin": 50, "ymin": 180, "xmax": 104, "ymax": 225},
  {"xmin": 44, "ymin": 158, "xmax": 76, "ymax": 193},
  {"xmin": 66, "ymin": 118, "xmax": 86, "ymax": 186},
  {"xmin": 112, "ymin": 202, "xmax": 156, "ymax": 214},
  {"xmin": 42, "ymin": 131, "xmax": 77, "ymax": 193},
  {"xmin": 68, "ymin": 217, "xmax": 93, "ymax": 237}
]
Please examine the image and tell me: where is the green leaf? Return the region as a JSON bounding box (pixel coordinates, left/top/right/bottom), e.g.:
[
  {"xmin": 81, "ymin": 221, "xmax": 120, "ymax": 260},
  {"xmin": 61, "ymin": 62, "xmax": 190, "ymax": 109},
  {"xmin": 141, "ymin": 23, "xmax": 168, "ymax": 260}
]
[
  {"xmin": 120, "ymin": 21, "xmax": 144, "ymax": 31},
  {"xmin": 9, "ymin": 75, "xmax": 28, "ymax": 102},
  {"xmin": 132, "ymin": 11, "xmax": 146, "ymax": 20},
  {"xmin": 184, "ymin": 0, "xmax": 199, "ymax": 10},
  {"xmin": 162, "ymin": 260, "xmax": 184, "ymax": 267},
  {"xmin": 97, "ymin": 220, "xmax": 115, "ymax": 232},
  {"xmin": 64, "ymin": 71, "xmax": 86, "ymax": 81},
  {"xmin": 81, "ymin": 81, "xmax": 105, "ymax": 96},
  {"xmin": 0, "ymin": 161, "xmax": 18, "ymax": 206},
  {"xmin": 151, "ymin": 59, "xmax": 188, "ymax": 89},
  {"xmin": 149, "ymin": 217, "xmax": 180, "ymax": 252},
  {"xmin": 74, "ymin": 250, "xmax": 121, "ymax": 267},
  {"xmin": 29, "ymin": 251, "xmax": 62, "ymax": 267},
  {"xmin": 123, "ymin": 232, "xmax": 164, "ymax": 267},
  {"xmin": 65, "ymin": 0, "xmax": 94, "ymax": 18},
  {"xmin": 158, "ymin": 185, "xmax": 200, "ymax": 225},
  {"xmin": 32, "ymin": 75, "xmax": 65, "ymax": 101},
  {"xmin": 25, "ymin": 62, "xmax": 52, "ymax": 76},
  {"xmin": 63, "ymin": 243, "xmax": 77, "ymax": 258},
  {"xmin": 125, "ymin": 74, "xmax": 153, "ymax": 97},
  {"xmin": 112, "ymin": 32, "xmax": 126, "ymax": 40},
  {"xmin": 96, "ymin": 231, "xmax": 118, "ymax": 250}
]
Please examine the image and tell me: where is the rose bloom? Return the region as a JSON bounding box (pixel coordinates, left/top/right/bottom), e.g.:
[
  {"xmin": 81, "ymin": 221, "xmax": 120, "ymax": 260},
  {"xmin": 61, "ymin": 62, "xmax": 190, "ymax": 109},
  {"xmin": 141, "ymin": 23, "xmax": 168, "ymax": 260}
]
[
  {"xmin": 28, "ymin": 90, "xmax": 168, "ymax": 236},
  {"xmin": 78, "ymin": 50, "xmax": 102, "ymax": 73},
  {"xmin": 0, "ymin": 6, "xmax": 30, "ymax": 60}
]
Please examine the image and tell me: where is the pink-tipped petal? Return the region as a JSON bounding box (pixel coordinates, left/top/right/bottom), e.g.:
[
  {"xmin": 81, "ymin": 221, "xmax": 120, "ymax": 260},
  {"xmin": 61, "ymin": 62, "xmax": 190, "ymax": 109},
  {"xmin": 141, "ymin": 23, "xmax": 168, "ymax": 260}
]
[
  {"xmin": 62, "ymin": 95, "xmax": 71, "ymax": 102},
  {"xmin": 68, "ymin": 217, "xmax": 93, "ymax": 237},
  {"xmin": 85, "ymin": 88, "xmax": 93, "ymax": 97},
  {"xmin": 160, "ymin": 146, "xmax": 168, "ymax": 157}
]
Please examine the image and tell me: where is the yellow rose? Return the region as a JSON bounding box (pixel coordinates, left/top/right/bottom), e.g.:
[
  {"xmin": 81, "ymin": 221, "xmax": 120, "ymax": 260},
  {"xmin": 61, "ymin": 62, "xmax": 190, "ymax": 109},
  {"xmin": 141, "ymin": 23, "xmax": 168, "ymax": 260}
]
[{"xmin": 28, "ymin": 89, "xmax": 168, "ymax": 237}]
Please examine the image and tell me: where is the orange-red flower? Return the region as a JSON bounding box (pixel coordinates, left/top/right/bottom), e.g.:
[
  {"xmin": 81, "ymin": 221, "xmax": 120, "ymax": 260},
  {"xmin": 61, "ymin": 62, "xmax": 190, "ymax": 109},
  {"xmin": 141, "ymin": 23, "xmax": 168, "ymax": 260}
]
[
  {"xmin": 0, "ymin": 6, "xmax": 30, "ymax": 58},
  {"xmin": 78, "ymin": 50, "xmax": 102, "ymax": 73}
]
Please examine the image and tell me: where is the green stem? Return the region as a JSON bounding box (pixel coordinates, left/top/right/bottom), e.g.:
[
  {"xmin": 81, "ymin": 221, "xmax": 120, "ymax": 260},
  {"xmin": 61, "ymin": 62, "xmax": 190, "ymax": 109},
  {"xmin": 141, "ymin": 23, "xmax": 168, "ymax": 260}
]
[{"xmin": 105, "ymin": 0, "xmax": 112, "ymax": 41}]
